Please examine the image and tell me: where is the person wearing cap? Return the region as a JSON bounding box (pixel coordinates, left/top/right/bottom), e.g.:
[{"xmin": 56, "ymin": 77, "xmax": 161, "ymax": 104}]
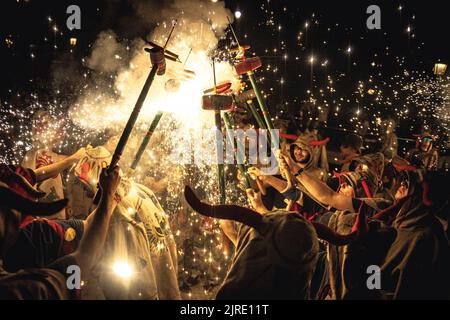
[
  {"xmin": 406, "ymin": 132, "xmax": 439, "ymax": 171},
  {"xmin": 0, "ymin": 143, "xmax": 86, "ymax": 202},
  {"xmin": 0, "ymin": 165, "xmax": 121, "ymax": 299},
  {"xmin": 0, "ymin": 146, "xmax": 106, "ymax": 270}
]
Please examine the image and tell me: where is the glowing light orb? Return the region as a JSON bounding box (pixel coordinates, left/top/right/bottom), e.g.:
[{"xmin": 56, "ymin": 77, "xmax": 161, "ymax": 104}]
[
  {"xmin": 112, "ymin": 261, "xmax": 134, "ymax": 279},
  {"xmin": 434, "ymin": 63, "xmax": 447, "ymax": 76},
  {"xmin": 234, "ymin": 10, "xmax": 242, "ymax": 19}
]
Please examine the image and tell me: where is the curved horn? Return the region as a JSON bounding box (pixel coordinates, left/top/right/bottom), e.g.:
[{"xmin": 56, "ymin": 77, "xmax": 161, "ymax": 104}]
[
  {"xmin": 360, "ymin": 178, "xmax": 373, "ymax": 198},
  {"xmin": 313, "ymin": 201, "xmax": 368, "ymax": 246},
  {"xmin": 279, "ymin": 133, "xmax": 298, "ymax": 141},
  {"xmin": 184, "ymin": 186, "xmax": 263, "ymax": 229},
  {"xmin": 421, "ymin": 182, "xmax": 434, "ymax": 207},
  {"xmin": 309, "ymin": 137, "xmax": 330, "ymax": 147},
  {"xmin": 0, "ymin": 186, "xmax": 67, "ymax": 216},
  {"xmin": 371, "ymin": 196, "xmax": 409, "ymax": 225},
  {"xmin": 393, "ymin": 163, "xmax": 417, "ymax": 172}
]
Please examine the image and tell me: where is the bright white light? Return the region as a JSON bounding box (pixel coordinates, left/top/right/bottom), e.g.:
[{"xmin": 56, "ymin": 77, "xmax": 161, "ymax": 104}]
[
  {"xmin": 347, "ymin": 46, "xmax": 352, "ymax": 54},
  {"xmin": 112, "ymin": 261, "xmax": 133, "ymax": 279},
  {"xmin": 234, "ymin": 10, "xmax": 242, "ymax": 19},
  {"xmin": 309, "ymin": 55, "xmax": 315, "ymax": 64}
]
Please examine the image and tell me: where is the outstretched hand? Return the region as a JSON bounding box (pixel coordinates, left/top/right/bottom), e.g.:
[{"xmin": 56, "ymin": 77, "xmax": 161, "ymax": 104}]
[
  {"xmin": 247, "ymin": 166, "xmax": 265, "ymax": 181},
  {"xmin": 277, "ymin": 151, "xmax": 296, "ymax": 187},
  {"xmin": 245, "ymin": 188, "xmax": 268, "ymax": 214}
]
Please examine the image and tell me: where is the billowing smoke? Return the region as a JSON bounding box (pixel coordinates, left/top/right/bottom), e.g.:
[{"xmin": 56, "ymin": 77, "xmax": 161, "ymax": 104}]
[
  {"xmin": 70, "ymin": 0, "xmax": 237, "ymax": 131},
  {"xmin": 85, "ymin": 30, "xmax": 130, "ymax": 74}
]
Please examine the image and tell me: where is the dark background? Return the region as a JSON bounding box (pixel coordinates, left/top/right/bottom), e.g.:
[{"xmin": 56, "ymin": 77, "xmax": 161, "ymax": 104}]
[{"xmin": 0, "ymin": 0, "xmax": 449, "ymax": 150}]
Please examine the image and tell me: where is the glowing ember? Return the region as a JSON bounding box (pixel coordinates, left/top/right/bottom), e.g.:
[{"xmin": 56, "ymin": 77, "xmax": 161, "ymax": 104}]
[{"xmin": 112, "ymin": 261, "xmax": 134, "ymax": 279}]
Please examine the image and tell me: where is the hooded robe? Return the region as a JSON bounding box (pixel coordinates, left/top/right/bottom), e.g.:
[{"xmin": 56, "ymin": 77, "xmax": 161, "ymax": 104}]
[
  {"xmin": 71, "ymin": 147, "xmax": 180, "ymax": 300},
  {"xmin": 380, "ymin": 199, "xmax": 450, "ymax": 299},
  {"xmin": 216, "ymin": 211, "xmax": 319, "ymax": 300},
  {"xmin": 326, "ymin": 198, "xmax": 396, "ymax": 300}
]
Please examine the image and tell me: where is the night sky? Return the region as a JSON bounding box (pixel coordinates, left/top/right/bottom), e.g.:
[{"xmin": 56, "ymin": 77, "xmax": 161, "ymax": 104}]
[{"xmin": 1, "ymin": 0, "xmax": 449, "ymax": 153}]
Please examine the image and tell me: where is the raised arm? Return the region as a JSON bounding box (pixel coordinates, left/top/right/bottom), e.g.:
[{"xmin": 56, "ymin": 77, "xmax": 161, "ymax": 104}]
[
  {"xmin": 34, "ymin": 148, "xmax": 86, "ymax": 182},
  {"xmin": 248, "ymin": 167, "xmax": 291, "ymax": 194},
  {"xmin": 70, "ymin": 166, "xmax": 121, "ymax": 276},
  {"xmin": 279, "ymin": 153, "xmax": 355, "ymax": 212}
]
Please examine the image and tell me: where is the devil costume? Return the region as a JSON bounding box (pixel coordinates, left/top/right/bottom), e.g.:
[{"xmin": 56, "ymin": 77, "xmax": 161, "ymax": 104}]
[
  {"xmin": 0, "ymin": 184, "xmax": 78, "ymax": 299},
  {"xmin": 325, "ymin": 167, "xmax": 450, "ymax": 300},
  {"xmin": 380, "ymin": 171, "xmax": 450, "ymax": 299},
  {"xmin": 0, "ymin": 164, "xmax": 84, "ymax": 273},
  {"xmin": 70, "ymin": 146, "xmax": 180, "ymax": 300},
  {"xmin": 184, "ymin": 186, "xmax": 319, "ymax": 300}
]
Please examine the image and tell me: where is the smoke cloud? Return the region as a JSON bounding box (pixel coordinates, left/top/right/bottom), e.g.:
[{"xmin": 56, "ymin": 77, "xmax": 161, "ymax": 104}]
[{"xmin": 70, "ymin": 0, "xmax": 237, "ymax": 131}]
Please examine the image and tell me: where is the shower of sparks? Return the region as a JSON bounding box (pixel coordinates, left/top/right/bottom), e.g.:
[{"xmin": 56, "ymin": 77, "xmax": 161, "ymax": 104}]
[{"xmin": 1, "ymin": 0, "xmax": 449, "ymax": 298}]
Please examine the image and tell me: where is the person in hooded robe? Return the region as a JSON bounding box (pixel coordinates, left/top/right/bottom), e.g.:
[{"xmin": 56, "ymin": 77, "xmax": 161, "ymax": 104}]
[
  {"xmin": 275, "ymin": 150, "xmax": 395, "ymax": 299},
  {"xmin": 247, "ymin": 134, "xmax": 330, "ymax": 214},
  {"xmin": 68, "ymin": 146, "xmax": 180, "ymax": 300},
  {"xmin": 0, "ymin": 165, "xmax": 121, "ymax": 299},
  {"xmin": 406, "ymin": 132, "xmax": 439, "ymax": 171},
  {"xmin": 286, "ymin": 149, "xmax": 450, "ymax": 299},
  {"xmin": 326, "ymin": 164, "xmax": 450, "ymax": 300},
  {"xmin": 379, "ymin": 169, "xmax": 450, "ymax": 299},
  {"xmin": 184, "ymin": 185, "xmax": 320, "ymax": 300}
]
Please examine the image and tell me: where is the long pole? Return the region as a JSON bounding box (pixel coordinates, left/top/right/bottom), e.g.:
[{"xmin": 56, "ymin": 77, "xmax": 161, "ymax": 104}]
[
  {"xmin": 222, "ymin": 112, "xmax": 250, "ymax": 189},
  {"xmin": 212, "ymin": 59, "xmax": 226, "ymax": 205},
  {"xmin": 247, "ymin": 72, "xmax": 274, "ymax": 130},
  {"xmin": 227, "ymin": 16, "xmax": 240, "ymax": 48},
  {"xmin": 246, "ymin": 100, "xmax": 267, "ymax": 130},
  {"xmin": 110, "ymin": 64, "xmax": 159, "ymax": 171},
  {"xmin": 125, "ymin": 23, "xmax": 180, "ymax": 173},
  {"xmin": 227, "ymin": 19, "xmax": 275, "ymax": 132},
  {"xmin": 92, "ymin": 61, "xmax": 160, "ymax": 205},
  {"xmin": 130, "ymin": 111, "xmax": 164, "ymax": 170}
]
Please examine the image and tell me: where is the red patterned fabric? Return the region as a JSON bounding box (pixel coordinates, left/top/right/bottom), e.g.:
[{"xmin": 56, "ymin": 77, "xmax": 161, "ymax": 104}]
[{"xmin": 8, "ymin": 165, "xmax": 37, "ymax": 200}]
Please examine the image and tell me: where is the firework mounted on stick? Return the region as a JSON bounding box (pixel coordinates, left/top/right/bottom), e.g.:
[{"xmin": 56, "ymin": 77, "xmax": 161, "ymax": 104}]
[
  {"xmin": 201, "ymin": 59, "xmax": 234, "ymax": 205},
  {"xmin": 94, "ymin": 21, "xmax": 180, "ymax": 202}
]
